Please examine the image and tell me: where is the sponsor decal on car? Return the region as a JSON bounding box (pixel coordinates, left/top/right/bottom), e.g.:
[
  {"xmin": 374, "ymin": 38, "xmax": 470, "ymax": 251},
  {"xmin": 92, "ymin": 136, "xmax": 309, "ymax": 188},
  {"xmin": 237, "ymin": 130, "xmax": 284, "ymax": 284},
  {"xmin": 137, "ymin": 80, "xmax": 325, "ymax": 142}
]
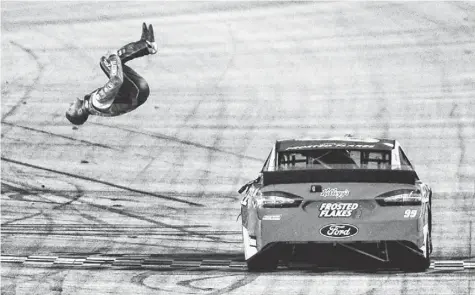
[
  {"xmin": 320, "ymin": 188, "xmax": 350, "ymax": 199},
  {"xmin": 262, "ymin": 215, "xmax": 282, "ymax": 221},
  {"xmin": 319, "ymin": 203, "xmax": 359, "ymax": 217},
  {"xmin": 310, "ymin": 185, "xmax": 322, "ymax": 193},
  {"xmin": 286, "ymin": 143, "xmax": 376, "ymax": 150},
  {"xmin": 327, "ymin": 137, "xmax": 380, "ymax": 143},
  {"xmin": 403, "ymin": 209, "xmax": 418, "ymax": 218},
  {"xmin": 320, "ymin": 224, "xmax": 358, "ymax": 238}
]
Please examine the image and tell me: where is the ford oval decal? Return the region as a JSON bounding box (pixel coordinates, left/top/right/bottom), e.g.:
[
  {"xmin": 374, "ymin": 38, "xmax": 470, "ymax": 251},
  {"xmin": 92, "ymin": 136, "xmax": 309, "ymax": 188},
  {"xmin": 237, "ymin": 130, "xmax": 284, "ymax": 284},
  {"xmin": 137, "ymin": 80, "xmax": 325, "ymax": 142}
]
[{"xmin": 320, "ymin": 224, "xmax": 358, "ymax": 238}]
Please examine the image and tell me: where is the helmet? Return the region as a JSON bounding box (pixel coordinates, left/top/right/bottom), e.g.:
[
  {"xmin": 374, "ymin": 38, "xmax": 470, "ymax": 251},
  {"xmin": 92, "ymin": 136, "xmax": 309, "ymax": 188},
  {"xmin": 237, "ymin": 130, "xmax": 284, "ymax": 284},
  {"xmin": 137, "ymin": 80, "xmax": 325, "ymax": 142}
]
[{"xmin": 66, "ymin": 97, "xmax": 89, "ymax": 125}]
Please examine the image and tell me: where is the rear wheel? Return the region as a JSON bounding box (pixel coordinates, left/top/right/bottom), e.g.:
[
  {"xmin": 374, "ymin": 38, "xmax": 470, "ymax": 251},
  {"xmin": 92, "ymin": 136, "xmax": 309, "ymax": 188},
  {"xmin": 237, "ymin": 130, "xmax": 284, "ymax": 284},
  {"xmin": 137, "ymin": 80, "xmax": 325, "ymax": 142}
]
[
  {"xmin": 390, "ymin": 231, "xmax": 431, "ymax": 272},
  {"xmin": 399, "ymin": 251, "xmax": 430, "ymax": 272},
  {"xmin": 246, "ymin": 256, "xmax": 278, "ymax": 272},
  {"xmin": 406, "ymin": 211, "xmax": 432, "ymax": 272},
  {"xmin": 246, "ymin": 244, "xmax": 280, "ymax": 272},
  {"xmin": 405, "ymin": 229, "xmax": 431, "ymax": 272}
]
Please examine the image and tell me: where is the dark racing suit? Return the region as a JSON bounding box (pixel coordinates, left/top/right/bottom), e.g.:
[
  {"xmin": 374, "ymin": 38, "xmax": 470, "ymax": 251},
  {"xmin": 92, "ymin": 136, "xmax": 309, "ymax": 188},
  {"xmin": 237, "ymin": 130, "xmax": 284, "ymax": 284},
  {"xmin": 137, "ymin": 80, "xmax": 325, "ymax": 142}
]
[
  {"xmin": 84, "ymin": 42, "xmax": 154, "ymax": 117},
  {"xmin": 85, "ymin": 53, "xmax": 150, "ymax": 117},
  {"xmin": 65, "ymin": 23, "xmax": 157, "ymax": 125}
]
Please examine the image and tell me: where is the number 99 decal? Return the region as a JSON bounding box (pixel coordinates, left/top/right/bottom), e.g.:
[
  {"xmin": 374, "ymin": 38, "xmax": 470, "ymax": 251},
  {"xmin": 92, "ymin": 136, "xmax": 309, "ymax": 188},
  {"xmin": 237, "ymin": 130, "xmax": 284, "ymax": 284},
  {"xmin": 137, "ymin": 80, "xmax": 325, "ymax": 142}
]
[{"xmin": 404, "ymin": 209, "xmax": 418, "ymax": 218}]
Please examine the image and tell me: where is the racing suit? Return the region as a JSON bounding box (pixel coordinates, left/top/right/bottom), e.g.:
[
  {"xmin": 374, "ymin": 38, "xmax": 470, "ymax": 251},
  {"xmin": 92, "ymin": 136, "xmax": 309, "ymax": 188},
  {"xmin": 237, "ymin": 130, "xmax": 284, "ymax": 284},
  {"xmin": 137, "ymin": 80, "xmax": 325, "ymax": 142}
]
[
  {"xmin": 66, "ymin": 23, "xmax": 157, "ymax": 125},
  {"xmin": 85, "ymin": 53, "xmax": 150, "ymax": 117}
]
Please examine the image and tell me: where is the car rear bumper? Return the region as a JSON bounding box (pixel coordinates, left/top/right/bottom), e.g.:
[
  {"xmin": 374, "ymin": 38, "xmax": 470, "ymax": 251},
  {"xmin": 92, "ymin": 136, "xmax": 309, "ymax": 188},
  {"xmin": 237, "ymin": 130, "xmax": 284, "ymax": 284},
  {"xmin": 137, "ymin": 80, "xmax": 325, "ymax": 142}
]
[{"xmin": 254, "ymin": 217, "xmax": 424, "ymax": 251}]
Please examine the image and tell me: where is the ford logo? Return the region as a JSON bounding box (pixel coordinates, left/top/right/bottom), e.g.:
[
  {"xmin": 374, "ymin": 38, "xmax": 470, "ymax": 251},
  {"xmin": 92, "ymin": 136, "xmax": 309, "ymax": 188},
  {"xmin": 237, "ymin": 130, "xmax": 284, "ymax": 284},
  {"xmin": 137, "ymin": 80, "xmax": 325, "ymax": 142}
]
[{"xmin": 320, "ymin": 224, "xmax": 358, "ymax": 238}]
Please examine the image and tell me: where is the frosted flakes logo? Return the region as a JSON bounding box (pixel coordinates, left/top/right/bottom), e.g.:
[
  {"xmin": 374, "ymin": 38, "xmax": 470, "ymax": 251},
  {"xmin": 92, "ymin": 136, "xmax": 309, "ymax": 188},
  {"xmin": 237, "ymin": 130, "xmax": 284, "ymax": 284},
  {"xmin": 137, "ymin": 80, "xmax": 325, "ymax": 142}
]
[
  {"xmin": 319, "ymin": 203, "xmax": 358, "ymax": 218},
  {"xmin": 320, "ymin": 188, "xmax": 349, "ymax": 199}
]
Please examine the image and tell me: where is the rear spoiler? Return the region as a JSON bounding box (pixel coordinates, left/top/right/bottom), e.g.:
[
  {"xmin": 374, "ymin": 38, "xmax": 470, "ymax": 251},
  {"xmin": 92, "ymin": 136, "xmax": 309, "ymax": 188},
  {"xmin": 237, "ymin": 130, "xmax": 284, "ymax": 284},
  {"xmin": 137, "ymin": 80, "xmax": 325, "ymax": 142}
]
[{"xmin": 262, "ymin": 169, "xmax": 417, "ymax": 186}]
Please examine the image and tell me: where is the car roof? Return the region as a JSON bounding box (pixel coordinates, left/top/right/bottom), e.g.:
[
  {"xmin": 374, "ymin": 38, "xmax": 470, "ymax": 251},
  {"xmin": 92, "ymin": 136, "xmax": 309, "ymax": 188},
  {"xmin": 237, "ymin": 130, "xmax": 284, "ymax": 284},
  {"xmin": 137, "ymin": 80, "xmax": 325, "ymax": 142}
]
[{"xmin": 276, "ymin": 137, "xmax": 396, "ymax": 151}]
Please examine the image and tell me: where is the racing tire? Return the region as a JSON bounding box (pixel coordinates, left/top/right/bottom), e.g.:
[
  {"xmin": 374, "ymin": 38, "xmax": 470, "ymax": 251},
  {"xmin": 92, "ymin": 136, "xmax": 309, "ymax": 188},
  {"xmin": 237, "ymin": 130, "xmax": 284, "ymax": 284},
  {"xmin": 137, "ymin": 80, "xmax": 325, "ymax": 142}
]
[
  {"xmin": 391, "ymin": 233, "xmax": 431, "ymax": 272},
  {"xmin": 403, "ymin": 232, "xmax": 431, "ymax": 272},
  {"xmin": 246, "ymin": 244, "xmax": 279, "ymax": 272},
  {"xmin": 403, "ymin": 213, "xmax": 432, "ymax": 272},
  {"xmin": 399, "ymin": 254, "xmax": 430, "ymax": 272},
  {"xmin": 246, "ymin": 255, "xmax": 278, "ymax": 272}
]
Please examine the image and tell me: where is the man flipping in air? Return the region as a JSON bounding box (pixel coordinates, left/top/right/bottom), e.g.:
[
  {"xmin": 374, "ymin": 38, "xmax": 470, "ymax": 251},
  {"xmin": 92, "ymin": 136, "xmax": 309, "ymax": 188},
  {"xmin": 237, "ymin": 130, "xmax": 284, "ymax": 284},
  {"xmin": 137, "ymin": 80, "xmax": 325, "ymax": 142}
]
[{"xmin": 66, "ymin": 23, "xmax": 158, "ymax": 125}]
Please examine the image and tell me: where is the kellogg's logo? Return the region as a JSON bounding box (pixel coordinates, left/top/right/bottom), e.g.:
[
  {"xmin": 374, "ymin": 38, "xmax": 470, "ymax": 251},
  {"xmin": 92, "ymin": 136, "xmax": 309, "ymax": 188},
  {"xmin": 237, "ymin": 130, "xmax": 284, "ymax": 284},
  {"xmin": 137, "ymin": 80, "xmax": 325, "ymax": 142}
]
[
  {"xmin": 320, "ymin": 224, "xmax": 358, "ymax": 238},
  {"xmin": 320, "ymin": 188, "xmax": 349, "ymax": 199}
]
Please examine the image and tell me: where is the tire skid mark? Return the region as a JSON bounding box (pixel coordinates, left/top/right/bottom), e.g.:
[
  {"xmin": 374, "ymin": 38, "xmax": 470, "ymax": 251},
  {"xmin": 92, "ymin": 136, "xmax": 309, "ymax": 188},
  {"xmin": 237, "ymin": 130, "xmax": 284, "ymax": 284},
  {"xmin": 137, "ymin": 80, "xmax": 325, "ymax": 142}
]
[
  {"xmin": 230, "ymin": 102, "xmax": 260, "ymax": 200},
  {"xmin": 244, "ymin": 39, "xmax": 475, "ymax": 55},
  {"xmin": 469, "ymin": 220, "xmax": 473, "ymax": 258},
  {"xmin": 3, "ymin": 180, "xmax": 240, "ymax": 244},
  {"xmin": 208, "ymin": 273, "xmax": 259, "ymax": 295},
  {"xmin": 65, "ymin": 209, "xmax": 114, "ymax": 254},
  {"xmin": 39, "ymin": 29, "xmax": 97, "ymax": 66},
  {"xmin": 2, "ymin": 121, "xmax": 228, "ymax": 178},
  {"xmin": 56, "ymin": 183, "xmax": 100, "ymax": 254},
  {"xmin": 1, "ymin": 183, "xmax": 84, "ymax": 227},
  {"xmin": 195, "ymin": 23, "xmax": 236, "ymax": 199},
  {"xmin": 1, "ymin": 225, "xmax": 239, "ymax": 237},
  {"xmin": 177, "ymin": 274, "xmax": 240, "ymax": 292},
  {"xmin": 2, "ymin": 122, "xmax": 114, "ymax": 150},
  {"xmin": 47, "ymin": 269, "xmax": 68, "ymax": 295},
  {"xmin": 37, "ymin": 27, "xmax": 103, "ymax": 99},
  {"xmin": 2, "ymin": 41, "xmax": 44, "ymax": 122},
  {"xmin": 85, "ymin": 119, "xmax": 474, "ymax": 130},
  {"xmin": 449, "ymin": 103, "xmax": 473, "ymax": 258},
  {"xmin": 1, "ymin": 182, "xmax": 47, "ymax": 225},
  {"xmin": 22, "ymin": 270, "xmax": 67, "ymax": 295},
  {"xmin": 53, "ymin": 239, "xmax": 222, "ymax": 252},
  {"xmin": 12, "ymin": 26, "xmax": 474, "ymax": 56},
  {"xmin": 449, "ymin": 103, "xmax": 469, "ymax": 192},
  {"xmin": 22, "ymin": 212, "xmax": 55, "ymax": 262},
  {"xmin": 2, "ymin": 183, "xmax": 65, "ymax": 206},
  {"xmin": 229, "ymin": 38, "xmax": 267, "ymax": 197},
  {"xmin": 131, "ymin": 271, "xmax": 258, "ymax": 294},
  {"xmin": 388, "ymin": 3, "xmax": 474, "ymax": 37},
  {"xmin": 5, "ymin": 116, "xmax": 473, "ymax": 130},
  {"xmin": 1, "ymin": 175, "xmax": 225, "ymax": 242},
  {"xmin": 2, "ymin": 182, "xmax": 42, "ymax": 202},
  {"xmin": 130, "ymin": 272, "xmax": 165, "ymax": 292},
  {"xmin": 2, "ymin": 212, "xmax": 44, "ymax": 226},
  {"xmin": 1, "ymin": 178, "xmax": 200, "ymax": 211},
  {"xmin": 88, "ymin": 122, "xmax": 262, "ymax": 180},
  {"xmin": 355, "ymin": 5, "xmax": 392, "ymax": 139},
  {"xmin": 449, "ymin": 102, "xmax": 475, "ymax": 194},
  {"xmin": 1, "ymin": 179, "xmax": 232, "ymax": 250},
  {"xmin": 1, "ymin": 156, "xmax": 203, "ymax": 207},
  {"xmin": 373, "ymin": 80, "xmax": 390, "ymax": 139},
  {"xmin": 129, "ymin": 157, "xmax": 157, "ymax": 187},
  {"xmin": 167, "ymin": 141, "xmax": 187, "ymax": 199},
  {"xmin": 2, "ymin": 2, "xmax": 312, "ymax": 28},
  {"xmin": 170, "ymin": 98, "xmax": 203, "ymax": 194},
  {"xmin": 2, "ymin": 235, "xmax": 238, "ymax": 252},
  {"xmin": 410, "ymin": 3, "xmax": 473, "ymax": 259},
  {"xmin": 180, "ymin": 23, "xmax": 236, "ymax": 129}
]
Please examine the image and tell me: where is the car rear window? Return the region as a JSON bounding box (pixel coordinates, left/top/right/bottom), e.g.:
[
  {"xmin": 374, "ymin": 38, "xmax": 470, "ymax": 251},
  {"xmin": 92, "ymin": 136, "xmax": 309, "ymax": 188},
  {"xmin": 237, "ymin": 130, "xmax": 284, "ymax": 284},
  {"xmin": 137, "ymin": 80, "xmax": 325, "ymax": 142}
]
[{"xmin": 277, "ymin": 149, "xmax": 393, "ymax": 170}]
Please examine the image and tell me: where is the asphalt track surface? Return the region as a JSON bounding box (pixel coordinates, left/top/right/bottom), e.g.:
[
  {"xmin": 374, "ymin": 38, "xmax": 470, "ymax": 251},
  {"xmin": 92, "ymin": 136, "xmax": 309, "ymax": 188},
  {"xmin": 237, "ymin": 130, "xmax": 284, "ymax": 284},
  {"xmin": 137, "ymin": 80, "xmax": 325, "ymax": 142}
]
[{"xmin": 1, "ymin": 2, "xmax": 474, "ymax": 295}]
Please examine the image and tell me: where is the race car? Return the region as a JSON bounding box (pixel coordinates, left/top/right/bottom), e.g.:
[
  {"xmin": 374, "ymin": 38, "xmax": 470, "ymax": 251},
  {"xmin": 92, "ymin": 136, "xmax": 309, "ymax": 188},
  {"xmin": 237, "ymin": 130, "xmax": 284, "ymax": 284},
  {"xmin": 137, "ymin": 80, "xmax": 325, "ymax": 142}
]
[{"xmin": 239, "ymin": 136, "xmax": 432, "ymax": 272}]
